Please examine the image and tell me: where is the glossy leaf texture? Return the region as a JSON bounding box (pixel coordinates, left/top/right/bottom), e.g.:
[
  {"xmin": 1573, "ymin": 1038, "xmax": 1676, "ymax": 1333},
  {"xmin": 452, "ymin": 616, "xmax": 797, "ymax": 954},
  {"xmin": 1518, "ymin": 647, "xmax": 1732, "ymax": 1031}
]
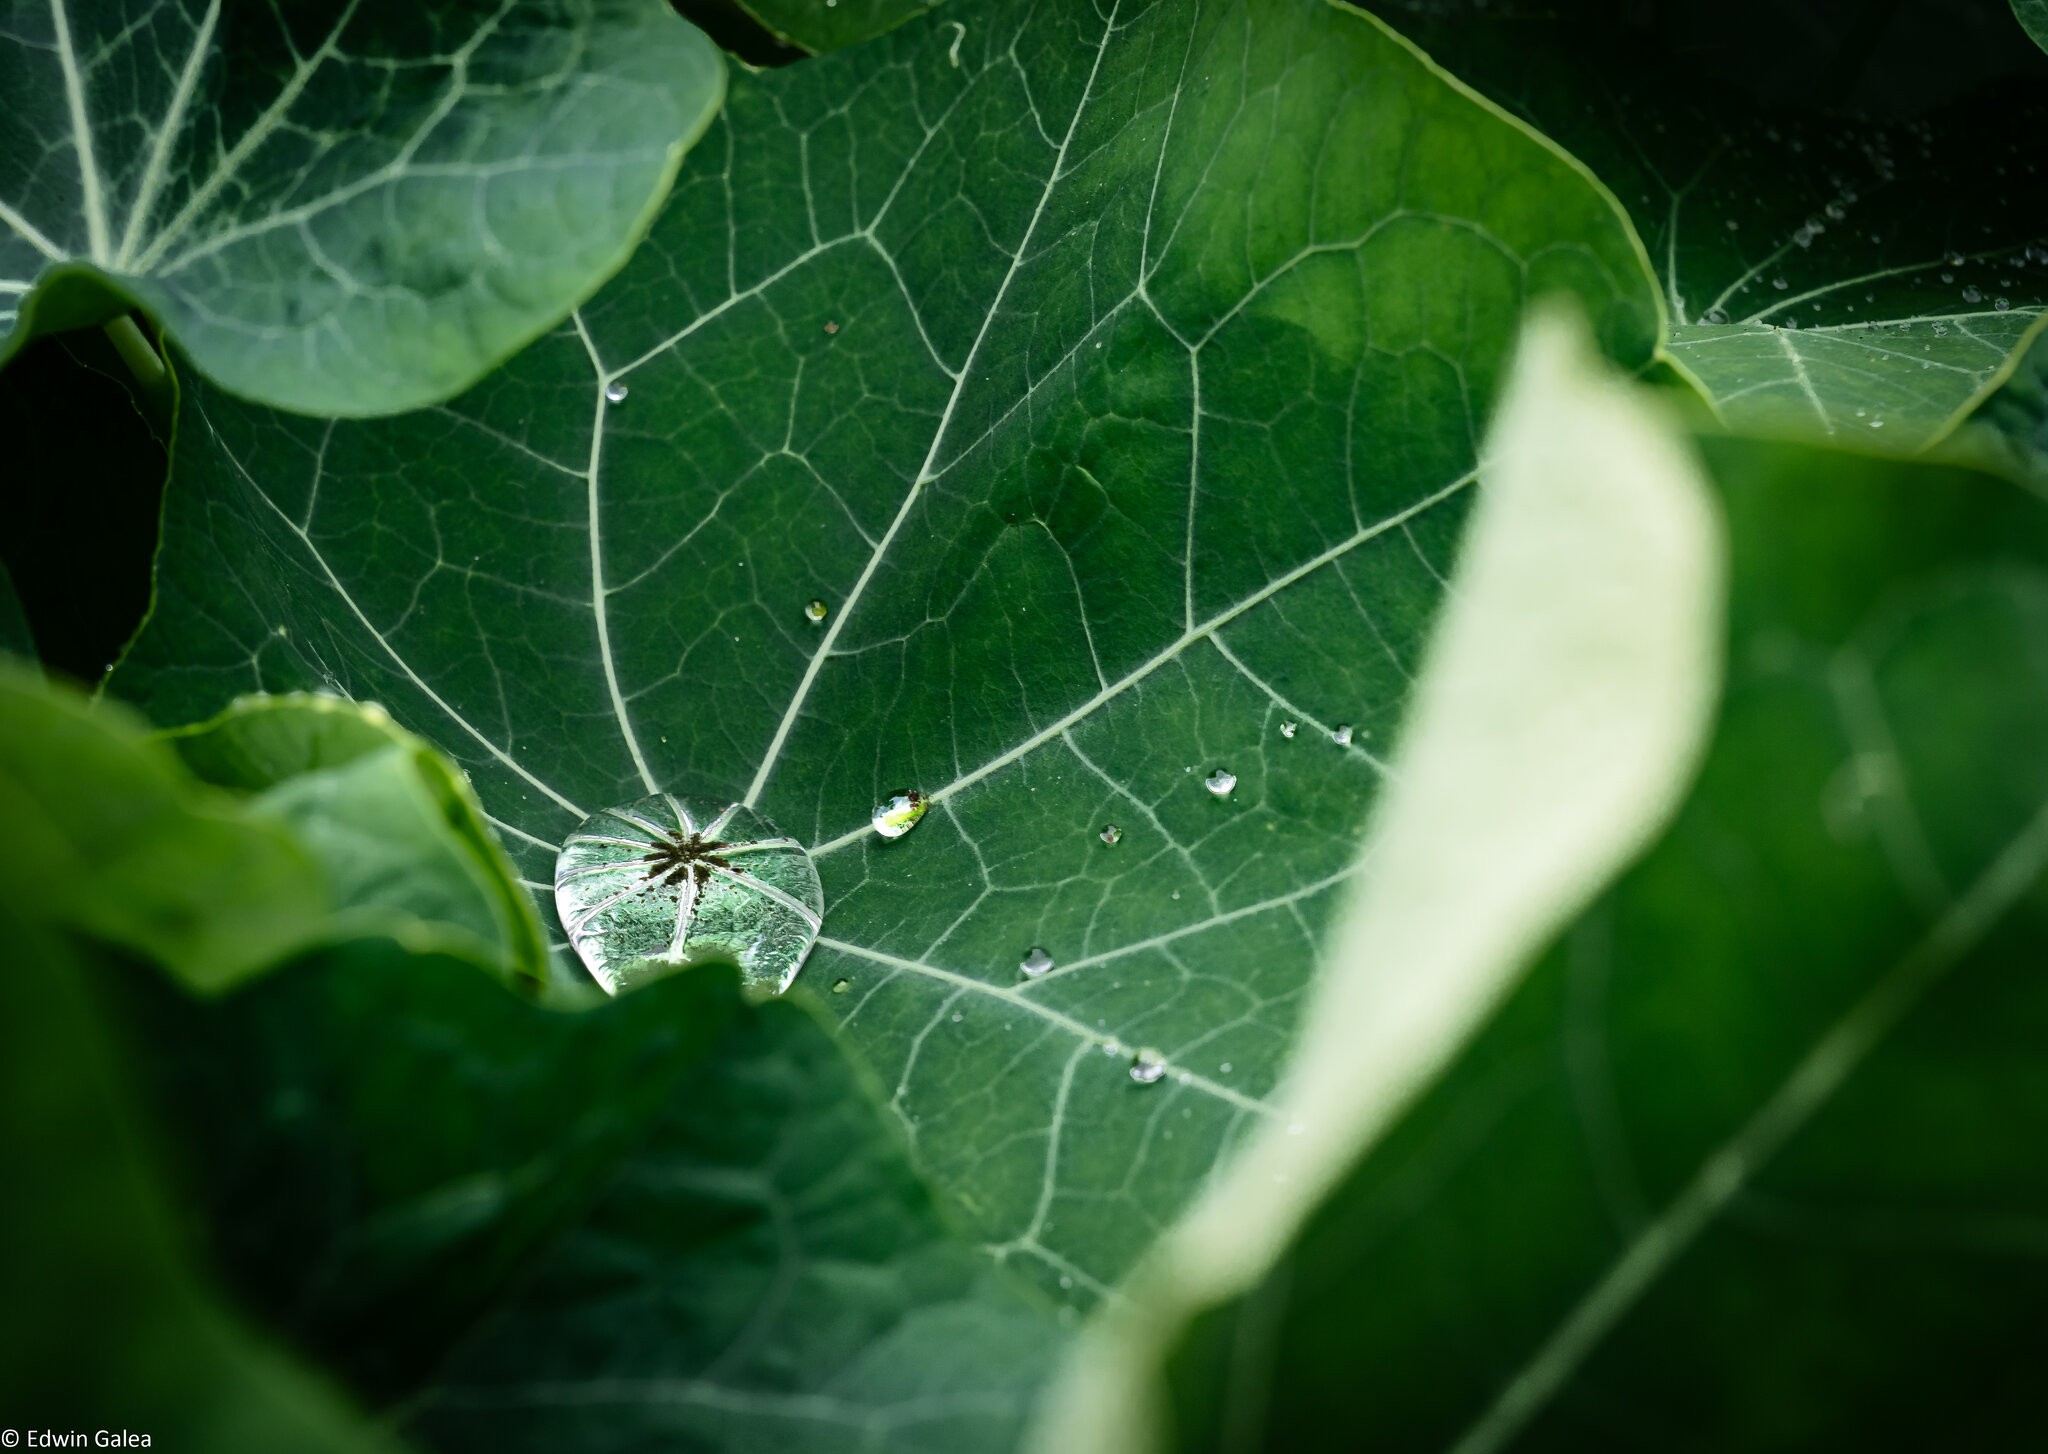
[
  {"xmin": 0, "ymin": 0, "xmax": 724, "ymax": 417},
  {"xmin": 2019, "ymin": 0, "xmax": 2048, "ymax": 53},
  {"xmin": 112, "ymin": 0, "xmax": 1661, "ymax": 1308},
  {"xmin": 1148, "ymin": 439, "xmax": 2048, "ymax": 1451},
  {"xmin": 108, "ymin": 947, "xmax": 1067, "ymax": 1452},
  {"xmin": 1356, "ymin": 0, "xmax": 2048, "ymax": 450},
  {"xmin": 734, "ymin": 0, "xmax": 942, "ymax": 52}
]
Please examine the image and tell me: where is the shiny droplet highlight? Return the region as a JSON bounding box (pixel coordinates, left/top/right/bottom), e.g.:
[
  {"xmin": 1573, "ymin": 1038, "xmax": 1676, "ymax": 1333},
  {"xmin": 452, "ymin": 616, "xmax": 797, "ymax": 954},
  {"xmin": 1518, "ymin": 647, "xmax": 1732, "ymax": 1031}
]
[
  {"xmin": 1204, "ymin": 768, "xmax": 1236, "ymax": 797},
  {"xmin": 1020, "ymin": 946, "xmax": 1054, "ymax": 977},
  {"xmin": 604, "ymin": 381, "xmax": 629, "ymax": 404},
  {"xmin": 1130, "ymin": 1048, "xmax": 1167, "ymax": 1084},
  {"xmin": 872, "ymin": 790, "xmax": 929, "ymax": 839}
]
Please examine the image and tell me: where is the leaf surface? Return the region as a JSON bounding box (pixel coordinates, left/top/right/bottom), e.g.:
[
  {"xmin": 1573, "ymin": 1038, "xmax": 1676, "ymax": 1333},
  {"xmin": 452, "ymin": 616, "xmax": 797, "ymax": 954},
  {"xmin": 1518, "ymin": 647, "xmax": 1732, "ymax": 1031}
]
[
  {"xmin": 1356, "ymin": 0, "xmax": 2048, "ymax": 450},
  {"xmin": 0, "ymin": 0, "xmax": 723, "ymax": 416},
  {"xmin": 1143, "ymin": 438, "xmax": 2048, "ymax": 1451},
  {"xmin": 115, "ymin": 0, "xmax": 1661, "ymax": 1304}
]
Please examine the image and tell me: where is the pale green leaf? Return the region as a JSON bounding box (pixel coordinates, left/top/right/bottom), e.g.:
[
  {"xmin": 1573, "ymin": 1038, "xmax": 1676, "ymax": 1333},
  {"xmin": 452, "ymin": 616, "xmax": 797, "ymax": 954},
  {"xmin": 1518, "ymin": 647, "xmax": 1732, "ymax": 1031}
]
[
  {"xmin": 2018, "ymin": 0, "xmax": 2048, "ymax": 53},
  {"xmin": 0, "ymin": 0, "xmax": 724, "ymax": 416}
]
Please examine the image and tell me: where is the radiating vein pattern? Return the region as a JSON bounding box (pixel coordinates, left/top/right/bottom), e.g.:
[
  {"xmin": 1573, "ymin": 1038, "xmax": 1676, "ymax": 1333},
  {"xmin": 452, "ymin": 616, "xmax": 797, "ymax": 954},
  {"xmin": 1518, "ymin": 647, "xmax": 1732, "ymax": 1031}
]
[
  {"xmin": 117, "ymin": 0, "xmax": 1657, "ymax": 1303},
  {"xmin": 0, "ymin": 0, "xmax": 722, "ymax": 413}
]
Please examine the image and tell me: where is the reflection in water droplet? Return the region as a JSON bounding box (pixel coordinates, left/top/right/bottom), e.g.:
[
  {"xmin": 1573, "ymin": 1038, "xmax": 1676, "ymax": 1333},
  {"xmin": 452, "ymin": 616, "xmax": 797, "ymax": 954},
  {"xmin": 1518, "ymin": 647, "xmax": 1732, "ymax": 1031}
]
[
  {"xmin": 1996, "ymin": 297, "xmax": 2012, "ymax": 312},
  {"xmin": 1702, "ymin": 307, "xmax": 1728, "ymax": 325},
  {"xmin": 1962, "ymin": 285, "xmax": 1983, "ymax": 304},
  {"xmin": 1946, "ymin": 249, "xmax": 1966, "ymax": 267},
  {"xmin": 1130, "ymin": 1048, "xmax": 1167, "ymax": 1084},
  {"xmin": 832, "ymin": 978, "xmax": 850, "ymax": 994},
  {"xmin": 1020, "ymin": 946, "xmax": 1054, "ymax": 977},
  {"xmin": 805, "ymin": 598, "xmax": 828, "ymax": 623},
  {"xmin": 1279, "ymin": 720, "xmax": 1297, "ymax": 738},
  {"xmin": 1099, "ymin": 824, "xmax": 1122, "ymax": 845},
  {"xmin": 872, "ymin": 790, "xmax": 929, "ymax": 839},
  {"xmin": 1332, "ymin": 723, "xmax": 1354, "ymax": 746},
  {"xmin": 604, "ymin": 381, "xmax": 629, "ymax": 404},
  {"xmin": 555, "ymin": 795, "xmax": 823, "ymax": 996},
  {"xmin": 1204, "ymin": 768, "xmax": 1236, "ymax": 797}
]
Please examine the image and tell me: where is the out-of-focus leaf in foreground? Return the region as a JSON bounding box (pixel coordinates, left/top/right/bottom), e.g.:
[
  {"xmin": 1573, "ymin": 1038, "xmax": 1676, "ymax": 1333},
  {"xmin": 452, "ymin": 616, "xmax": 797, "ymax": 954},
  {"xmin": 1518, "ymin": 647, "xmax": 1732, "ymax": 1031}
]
[
  {"xmin": 1134, "ymin": 437, "xmax": 2048, "ymax": 1451},
  {"xmin": 0, "ymin": 0, "xmax": 724, "ymax": 416},
  {"xmin": 111, "ymin": 0, "xmax": 1662, "ymax": 1307}
]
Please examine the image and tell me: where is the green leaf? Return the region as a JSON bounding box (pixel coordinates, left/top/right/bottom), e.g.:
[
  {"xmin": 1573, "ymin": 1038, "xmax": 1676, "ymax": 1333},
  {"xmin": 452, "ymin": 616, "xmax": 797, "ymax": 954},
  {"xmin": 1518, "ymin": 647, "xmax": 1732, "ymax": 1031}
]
[
  {"xmin": 167, "ymin": 692, "xmax": 553, "ymax": 987},
  {"xmin": 1034, "ymin": 306, "xmax": 1724, "ymax": 1452},
  {"xmin": 0, "ymin": 0, "xmax": 724, "ymax": 417},
  {"xmin": 733, "ymin": 0, "xmax": 940, "ymax": 52},
  {"xmin": 0, "ymin": 902, "xmax": 408, "ymax": 1454},
  {"xmin": 1132, "ymin": 438, "xmax": 2048, "ymax": 1450},
  {"xmin": 107, "ymin": 943, "xmax": 1066, "ymax": 1449},
  {"xmin": 2018, "ymin": 0, "xmax": 2048, "ymax": 53},
  {"xmin": 113, "ymin": 0, "xmax": 1664, "ymax": 1305},
  {"xmin": 1355, "ymin": 0, "xmax": 2048, "ymax": 450},
  {"xmin": 0, "ymin": 664, "xmax": 330, "ymax": 989},
  {"xmin": 1954, "ymin": 323, "xmax": 2048, "ymax": 493}
]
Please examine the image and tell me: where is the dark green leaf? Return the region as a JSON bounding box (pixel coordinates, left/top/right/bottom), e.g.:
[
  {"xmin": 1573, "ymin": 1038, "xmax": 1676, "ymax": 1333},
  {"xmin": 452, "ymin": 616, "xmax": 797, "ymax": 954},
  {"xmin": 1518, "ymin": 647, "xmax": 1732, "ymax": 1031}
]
[
  {"xmin": 0, "ymin": 0, "xmax": 724, "ymax": 416},
  {"xmin": 110, "ymin": 943, "xmax": 1066, "ymax": 1450},
  {"xmin": 1149, "ymin": 438, "xmax": 2048, "ymax": 1451},
  {"xmin": 1955, "ymin": 324, "xmax": 2048, "ymax": 493},
  {"xmin": 2017, "ymin": 0, "xmax": 2048, "ymax": 53},
  {"xmin": 1356, "ymin": 0, "xmax": 2048, "ymax": 448},
  {"xmin": 112, "ymin": 0, "xmax": 1664, "ymax": 1306}
]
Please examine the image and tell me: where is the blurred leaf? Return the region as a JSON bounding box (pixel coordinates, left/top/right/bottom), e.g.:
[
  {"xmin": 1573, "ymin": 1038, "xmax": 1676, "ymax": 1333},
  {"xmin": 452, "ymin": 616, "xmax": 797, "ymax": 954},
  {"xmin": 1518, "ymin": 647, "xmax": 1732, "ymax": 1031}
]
[
  {"xmin": 109, "ymin": 0, "xmax": 1663, "ymax": 1310},
  {"xmin": 0, "ymin": 0, "xmax": 725, "ymax": 417},
  {"xmin": 1137, "ymin": 438, "xmax": 2048, "ymax": 1450},
  {"xmin": 0, "ymin": 902, "xmax": 407, "ymax": 1453},
  {"xmin": 167, "ymin": 692, "xmax": 552, "ymax": 987},
  {"xmin": 733, "ymin": 0, "xmax": 941, "ymax": 51},
  {"xmin": 0, "ymin": 665, "xmax": 330, "ymax": 990},
  {"xmin": 1036, "ymin": 308, "xmax": 1723, "ymax": 1451},
  {"xmin": 108, "ymin": 944, "xmax": 1069, "ymax": 1450},
  {"xmin": 2017, "ymin": 0, "xmax": 2048, "ymax": 52},
  {"xmin": 1954, "ymin": 325, "xmax": 2048, "ymax": 494},
  {"xmin": 1355, "ymin": 0, "xmax": 2048, "ymax": 450}
]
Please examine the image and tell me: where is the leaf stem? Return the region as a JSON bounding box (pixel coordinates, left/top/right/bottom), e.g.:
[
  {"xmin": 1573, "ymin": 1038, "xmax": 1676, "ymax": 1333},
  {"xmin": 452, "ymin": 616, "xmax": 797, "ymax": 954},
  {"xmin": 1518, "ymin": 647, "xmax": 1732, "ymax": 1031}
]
[{"xmin": 102, "ymin": 314, "xmax": 165, "ymax": 390}]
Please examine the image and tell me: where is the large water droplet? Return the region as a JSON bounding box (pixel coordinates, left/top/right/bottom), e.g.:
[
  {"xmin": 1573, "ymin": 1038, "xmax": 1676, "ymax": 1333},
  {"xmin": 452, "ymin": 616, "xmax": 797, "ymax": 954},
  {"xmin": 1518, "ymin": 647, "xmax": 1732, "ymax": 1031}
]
[
  {"xmin": 1099, "ymin": 823, "xmax": 1122, "ymax": 845},
  {"xmin": 1204, "ymin": 768, "xmax": 1237, "ymax": 797},
  {"xmin": 872, "ymin": 790, "xmax": 929, "ymax": 839},
  {"xmin": 555, "ymin": 795, "xmax": 822, "ymax": 996},
  {"xmin": 604, "ymin": 381, "xmax": 629, "ymax": 404},
  {"xmin": 1020, "ymin": 946, "xmax": 1054, "ymax": 977},
  {"xmin": 1130, "ymin": 1048, "xmax": 1167, "ymax": 1084}
]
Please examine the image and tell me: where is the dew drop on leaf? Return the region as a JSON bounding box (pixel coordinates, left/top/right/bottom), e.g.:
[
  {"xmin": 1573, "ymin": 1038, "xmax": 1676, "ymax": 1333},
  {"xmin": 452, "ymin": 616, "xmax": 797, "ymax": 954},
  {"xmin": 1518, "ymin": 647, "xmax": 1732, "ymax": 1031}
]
[
  {"xmin": 1772, "ymin": 277, "xmax": 1789, "ymax": 290},
  {"xmin": 604, "ymin": 381, "xmax": 628, "ymax": 404},
  {"xmin": 1703, "ymin": 307, "xmax": 1728, "ymax": 324},
  {"xmin": 1130, "ymin": 1048, "xmax": 1167, "ymax": 1084},
  {"xmin": 1996, "ymin": 297, "xmax": 2012, "ymax": 311},
  {"xmin": 1332, "ymin": 723, "xmax": 1354, "ymax": 746},
  {"xmin": 805, "ymin": 598, "xmax": 828, "ymax": 623},
  {"xmin": 831, "ymin": 978, "xmax": 850, "ymax": 994},
  {"xmin": 1279, "ymin": 720, "xmax": 1297, "ymax": 738},
  {"xmin": 1020, "ymin": 946, "xmax": 1054, "ymax": 977},
  {"xmin": 554, "ymin": 795, "xmax": 822, "ymax": 996},
  {"xmin": 1099, "ymin": 824, "xmax": 1122, "ymax": 845},
  {"xmin": 872, "ymin": 790, "xmax": 928, "ymax": 839},
  {"xmin": 1203, "ymin": 768, "xmax": 1237, "ymax": 797},
  {"xmin": 1963, "ymin": 285, "xmax": 1983, "ymax": 304}
]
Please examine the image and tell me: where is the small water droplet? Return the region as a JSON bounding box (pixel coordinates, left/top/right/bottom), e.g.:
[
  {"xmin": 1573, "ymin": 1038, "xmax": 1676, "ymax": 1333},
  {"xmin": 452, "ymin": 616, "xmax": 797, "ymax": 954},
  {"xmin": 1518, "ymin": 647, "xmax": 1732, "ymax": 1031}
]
[
  {"xmin": 604, "ymin": 381, "xmax": 629, "ymax": 404},
  {"xmin": 1279, "ymin": 720, "xmax": 1297, "ymax": 738},
  {"xmin": 1824, "ymin": 201, "xmax": 1846, "ymax": 221},
  {"xmin": 1962, "ymin": 285, "xmax": 1983, "ymax": 304},
  {"xmin": 805, "ymin": 598, "xmax": 828, "ymax": 623},
  {"xmin": 555, "ymin": 795, "xmax": 823, "ymax": 995},
  {"xmin": 1101, "ymin": 1038, "xmax": 1126, "ymax": 1057},
  {"xmin": 1946, "ymin": 249, "xmax": 1965, "ymax": 267},
  {"xmin": 1724, "ymin": 218, "xmax": 1739, "ymax": 230},
  {"xmin": 1203, "ymin": 768, "xmax": 1237, "ymax": 797},
  {"xmin": 1020, "ymin": 946, "xmax": 1054, "ymax": 977},
  {"xmin": 832, "ymin": 978, "xmax": 850, "ymax": 994},
  {"xmin": 1703, "ymin": 307, "xmax": 1728, "ymax": 324},
  {"xmin": 1870, "ymin": 418, "xmax": 1885, "ymax": 429},
  {"xmin": 872, "ymin": 790, "xmax": 928, "ymax": 839},
  {"xmin": 1332, "ymin": 723, "xmax": 1354, "ymax": 746},
  {"xmin": 823, "ymin": 319, "xmax": 839, "ymax": 334},
  {"xmin": 1099, "ymin": 824, "xmax": 1122, "ymax": 845},
  {"xmin": 1219, "ymin": 1061, "xmax": 1233, "ymax": 1073},
  {"xmin": 1130, "ymin": 1048, "xmax": 1167, "ymax": 1084},
  {"xmin": 1996, "ymin": 296, "xmax": 2012, "ymax": 311},
  {"xmin": 1933, "ymin": 322, "xmax": 1949, "ymax": 336},
  {"xmin": 1772, "ymin": 277, "xmax": 1788, "ymax": 290}
]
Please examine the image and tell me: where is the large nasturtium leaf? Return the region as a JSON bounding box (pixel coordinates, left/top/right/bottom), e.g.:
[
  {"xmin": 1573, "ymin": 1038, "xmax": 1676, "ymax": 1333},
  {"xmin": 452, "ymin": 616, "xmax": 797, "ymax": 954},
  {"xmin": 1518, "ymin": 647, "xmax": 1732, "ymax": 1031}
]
[
  {"xmin": 109, "ymin": 946, "xmax": 1065, "ymax": 1452},
  {"xmin": 0, "ymin": 0, "xmax": 723, "ymax": 417},
  {"xmin": 114, "ymin": 0, "xmax": 1662, "ymax": 1307},
  {"xmin": 2018, "ymin": 0, "xmax": 2048, "ymax": 53},
  {"xmin": 1138, "ymin": 439, "xmax": 2048, "ymax": 1451},
  {"xmin": 734, "ymin": 0, "xmax": 940, "ymax": 53},
  {"xmin": 1356, "ymin": 0, "xmax": 2048, "ymax": 450}
]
